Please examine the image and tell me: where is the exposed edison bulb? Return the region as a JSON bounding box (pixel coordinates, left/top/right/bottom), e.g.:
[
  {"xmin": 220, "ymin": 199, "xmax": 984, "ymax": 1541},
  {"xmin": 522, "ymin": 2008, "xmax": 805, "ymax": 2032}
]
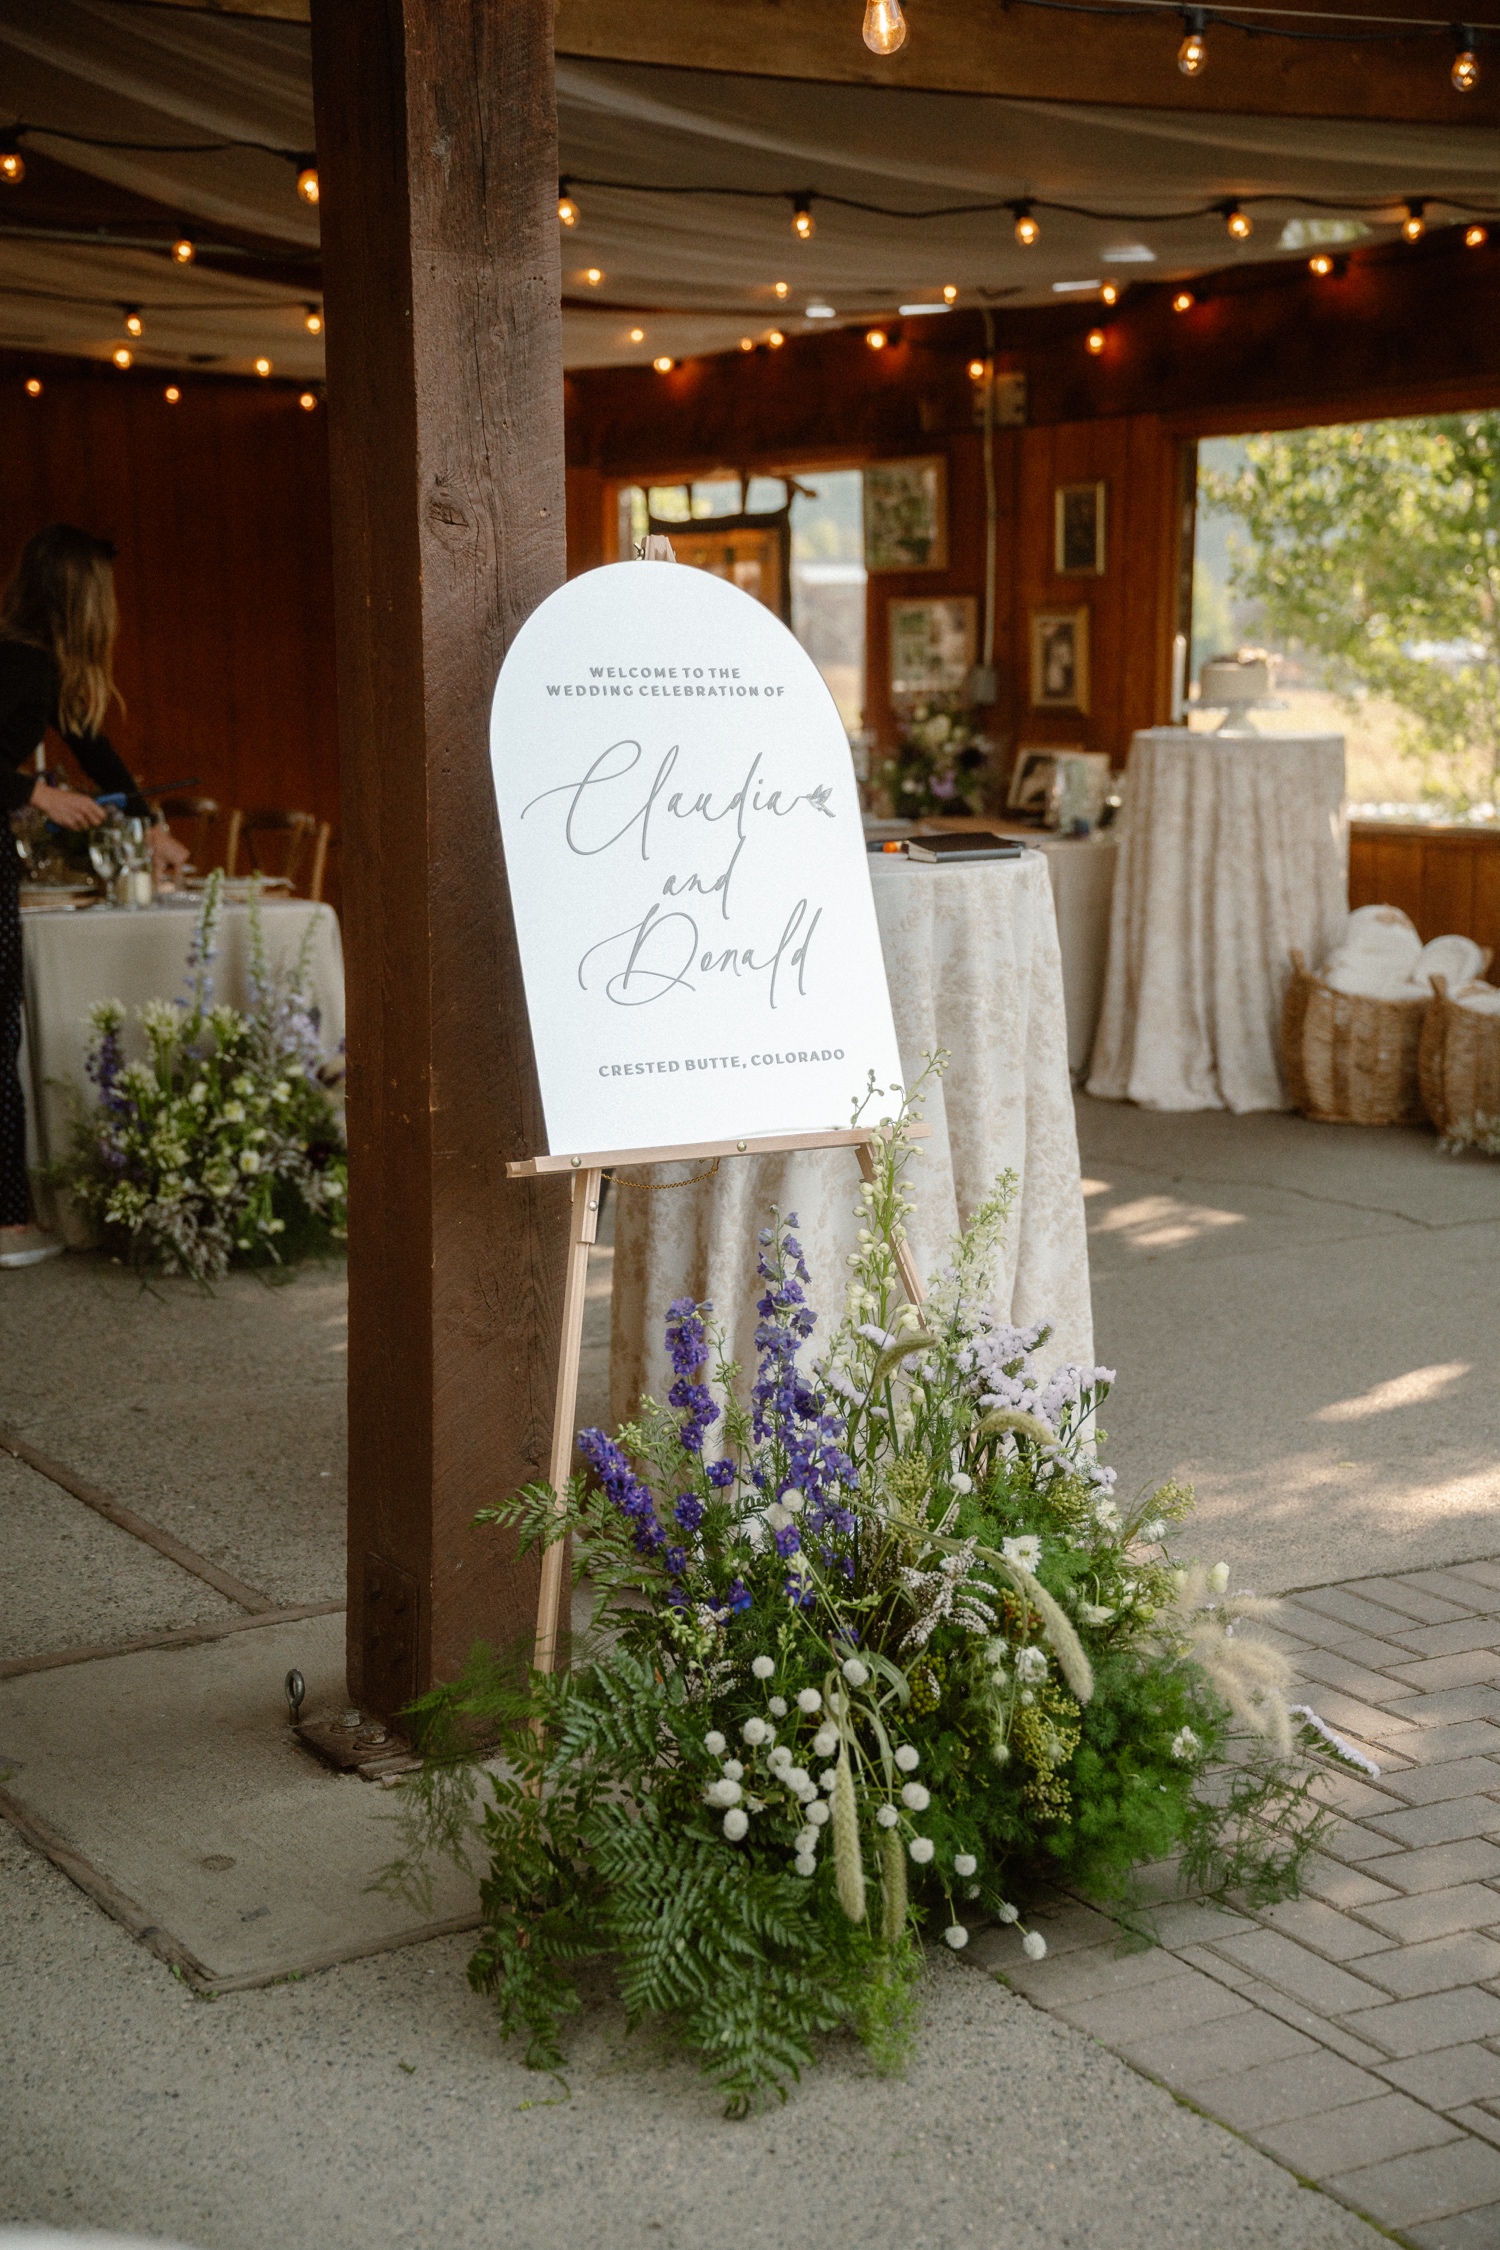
[
  {"xmin": 171, "ymin": 238, "xmax": 195, "ymax": 264},
  {"xmin": 653, "ymin": 355, "xmax": 675, "ymax": 373},
  {"xmin": 1308, "ymin": 252, "xmax": 1334, "ymax": 276},
  {"xmin": 1086, "ymin": 327, "xmax": 1106, "ymax": 355},
  {"xmin": 774, "ymin": 280, "xmax": 789, "ymax": 298},
  {"xmin": 766, "ymin": 328, "xmax": 785, "ymax": 348},
  {"xmin": 1172, "ymin": 289, "xmax": 1195, "ymax": 312},
  {"xmin": 557, "ymin": 187, "xmax": 579, "ymax": 228},
  {"xmin": 299, "ymin": 391, "xmax": 318, "ymax": 411},
  {"xmin": 24, "ymin": 377, "xmax": 41, "ymax": 396},
  {"xmin": 1452, "ymin": 46, "xmax": 1479, "ymax": 92},
  {"xmin": 1224, "ymin": 205, "xmax": 1252, "ymax": 241},
  {"xmin": 1014, "ymin": 205, "xmax": 1039, "ymax": 247},
  {"xmin": 123, "ymin": 307, "xmax": 143, "ymax": 338},
  {"xmin": 585, "ymin": 267, "xmax": 603, "ymax": 286},
  {"xmin": 1402, "ymin": 202, "xmax": 1426, "ymax": 242},
  {"xmin": 254, "ymin": 355, "xmax": 273, "ymax": 376},
  {"xmin": 866, "ymin": 327, "xmax": 888, "ymax": 350},
  {"xmin": 739, "ymin": 336, "xmax": 755, "ymax": 351},
  {"xmin": 1178, "ymin": 13, "xmax": 1208, "ymax": 75},
  {"xmin": 792, "ymin": 196, "xmax": 815, "ymax": 241},
  {"xmin": 862, "ymin": 0, "xmax": 908, "ymax": 55},
  {"xmin": 164, "ymin": 385, "xmax": 181, "ymax": 403},
  {"xmin": 628, "ymin": 326, "xmax": 645, "ymax": 342},
  {"xmin": 1466, "ymin": 223, "xmax": 1489, "ymax": 248},
  {"xmin": 968, "ymin": 358, "xmax": 986, "ymax": 380},
  {"xmin": 112, "ymin": 347, "xmax": 133, "ymax": 369},
  {"xmin": 1101, "ymin": 282, "xmax": 1119, "ymax": 305},
  {"xmin": 304, "ymin": 305, "xmax": 323, "ymax": 335},
  {"xmin": 942, "ymin": 283, "xmax": 958, "ymax": 303},
  {"xmin": 0, "ymin": 148, "xmax": 23, "ymax": 185},
  {"xmin": 297, "ymin": 165, "xmax": 320, "ymax": 205}
]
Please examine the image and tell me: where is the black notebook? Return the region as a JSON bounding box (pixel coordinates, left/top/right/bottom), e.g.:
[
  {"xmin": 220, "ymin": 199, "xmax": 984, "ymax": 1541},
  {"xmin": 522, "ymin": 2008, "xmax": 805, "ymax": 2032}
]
[{"xmin": 905, "ymin": 833, "xmax": 1027, "ymax": 863}]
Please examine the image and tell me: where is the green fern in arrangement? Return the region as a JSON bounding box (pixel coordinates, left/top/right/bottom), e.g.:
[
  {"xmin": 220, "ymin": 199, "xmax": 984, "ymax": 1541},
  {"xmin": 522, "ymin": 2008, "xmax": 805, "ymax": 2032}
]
[{"xmin": 385, "ymin": 1063, "xmax": 1328, "ymax": 2112}]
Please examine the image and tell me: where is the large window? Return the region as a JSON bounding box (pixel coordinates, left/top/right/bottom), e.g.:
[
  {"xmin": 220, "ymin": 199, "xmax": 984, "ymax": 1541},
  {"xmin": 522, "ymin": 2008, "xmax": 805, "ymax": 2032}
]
[
  {"xmin": 1191, "ymin": 420, "xmax": 1499, "ymax": 822},
  {"xmin": 613, "ymin": 469, "xmax": 867, "ymax": 732}
]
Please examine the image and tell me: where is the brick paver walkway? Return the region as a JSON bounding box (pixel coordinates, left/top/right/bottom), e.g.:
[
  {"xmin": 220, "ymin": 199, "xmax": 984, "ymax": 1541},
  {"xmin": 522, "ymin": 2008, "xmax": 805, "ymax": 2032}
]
[{"xmin": 974, "ymin": 1558, "xmax": 1500, "ymax": 2248}]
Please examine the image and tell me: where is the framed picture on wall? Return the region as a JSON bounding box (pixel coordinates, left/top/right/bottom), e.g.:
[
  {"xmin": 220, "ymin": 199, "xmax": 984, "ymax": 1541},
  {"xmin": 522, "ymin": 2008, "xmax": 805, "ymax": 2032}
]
[
  {"xmin": 1030, "ymin": 606, "xmax": 1091, "ymax": 713},
  {"xmin": 887, "ymin": 596, "xmax": 976, "ymax": 698},
  {"xmin": 863, "ymin": 456, "xmax": 948, "ymax": 572},
  {"xmin": 1054, "ymin": 481, "xmax": 1107, "ymax": 575}
]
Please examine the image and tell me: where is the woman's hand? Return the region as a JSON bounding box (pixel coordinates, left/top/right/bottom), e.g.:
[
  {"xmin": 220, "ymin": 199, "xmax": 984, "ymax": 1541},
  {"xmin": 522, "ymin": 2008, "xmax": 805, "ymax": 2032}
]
[
  {"xmin": 150, "ymin": 825, "xmax": 191, "ymax": 886},
  {"xmin": 30, "ymin": 779, "xmax": 105, "ymax": 829}
]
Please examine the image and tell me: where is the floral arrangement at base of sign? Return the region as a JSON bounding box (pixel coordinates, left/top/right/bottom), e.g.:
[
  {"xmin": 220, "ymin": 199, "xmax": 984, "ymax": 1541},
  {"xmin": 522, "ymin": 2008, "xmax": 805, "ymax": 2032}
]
[
  {"xmin": 881, "ymin": 699, "xmax": 992, "ymax": 819},
  {"xmin": 385, "ymin": 1067, "xmax": 1339, "ymax": 2116},
  {"xmin": 44, "ymin": 870, "xmax": 347, "ymax": 1281}
]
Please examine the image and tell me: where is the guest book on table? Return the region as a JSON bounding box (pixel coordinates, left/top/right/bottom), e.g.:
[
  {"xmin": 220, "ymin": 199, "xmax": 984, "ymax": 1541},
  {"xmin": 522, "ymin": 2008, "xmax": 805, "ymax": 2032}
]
[{"xmin": 489, "ymin": 563, "xmax": 904, "ymax": 1159}]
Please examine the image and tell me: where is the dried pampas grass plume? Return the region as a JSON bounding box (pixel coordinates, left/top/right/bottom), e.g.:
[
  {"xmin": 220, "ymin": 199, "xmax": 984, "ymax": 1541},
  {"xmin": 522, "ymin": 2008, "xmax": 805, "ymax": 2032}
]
[{"xmin": 1159, "ymin": 1563, "xmax": 1294, "ymax": 1751}]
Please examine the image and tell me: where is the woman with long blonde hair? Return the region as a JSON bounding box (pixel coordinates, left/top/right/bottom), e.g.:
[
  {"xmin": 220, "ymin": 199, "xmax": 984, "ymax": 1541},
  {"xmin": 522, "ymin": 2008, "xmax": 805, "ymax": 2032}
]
[{"xmin": 0, "ymin": 524, "xmax": 186, "ymax": 1265}]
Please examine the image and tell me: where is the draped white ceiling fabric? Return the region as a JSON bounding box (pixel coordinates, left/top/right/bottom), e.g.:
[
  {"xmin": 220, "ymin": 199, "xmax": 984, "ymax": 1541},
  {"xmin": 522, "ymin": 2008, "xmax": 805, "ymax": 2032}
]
[{"xmin": 0, "ymin": 0, "xmax": 1494, "ymax": 374}]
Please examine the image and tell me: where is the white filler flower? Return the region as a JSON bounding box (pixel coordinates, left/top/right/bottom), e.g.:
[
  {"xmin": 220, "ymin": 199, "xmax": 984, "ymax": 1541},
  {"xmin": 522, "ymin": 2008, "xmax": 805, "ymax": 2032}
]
[
  {"xmin": 704, "ymin": 1731, "xmax": 726, "ymax": 1757},
  {"xmin": 894, "ymin": 1745, "xmax": 920, "ymax": 1773},
  {"xmin": 951, "ymin": 1473, "xmax": 973, "ymax": 1495},
  {"xmin": 805, "ymin": 1800, "xmax": 831, "ymax": 1827},
  {"xmin": 876, "ymin": 1804, "xmax": 899, "ymax": 1829},
  {"xmin": 900, "ymin": 1782, "xmax": 930, "ymax": 1812},
  {"xmin": 767, "ymin": 1744, "xmax": 793, "ymax": 1772},
  {"xmin": 796, "ymin": 1688, "xmax": 823, "ymax": 1714},
  {"xmin": 812, "ymin": 1727, "xmax": 839, "ymax": 1759},
  {"xmin": 1021, "ymin": 1930, "xmax": 1048, "ymax": 1960},
  {"xmin": 705, "ymin": 1778, "xmax": 742, "ymax": 1808},
  {"xmin": 751, "ymin": 1655, "xmax": 776, "ymax": 1680},
  {"xmin": 741, "ymin": 1717, "xmax": 770, "ymax": 1746},
  {"xmin": 842, "ymin": 1658, "xmax": 870, "ymax": 1687},
  {"xmin": 954, "ymin": 1853, "xmax": 977, "ymax": 1877},
  {"xmin": 996, "ymin": 1902, "xmax": 1019, "ymax": 1924},
  {"xmin": 1171, "ymin": 1726, "xmax": 1201, "ymax": 1761},
  {"xmin": 1001, "ymin": 1535, "xmax": 1042, "ymax": 1570},
  {"xmin": 944, "ymin": 1926, "xmax": 970, "ymax": 1950},
  {"xmin": 908, "ymin": 1836, "xmax": 935, "ymax": 1865},
  {"xmin": 1016, "ymin": 1646, "xmax": 1049, "ymax": 1684},
  {"xmin": 722, "ymin": 1808, "xmax": 749, "ymax": 1841},
  {"xmin": 794, "ymin": 1854, "xmax": 817, "ymax": 1877},
  {"xmin": 721, "ymin": 1758, "xmax": 743, "ymax": 1781},
  {"xmin": 768, "ymin": 1695, "xmax": 788, "ymax": 1717}
]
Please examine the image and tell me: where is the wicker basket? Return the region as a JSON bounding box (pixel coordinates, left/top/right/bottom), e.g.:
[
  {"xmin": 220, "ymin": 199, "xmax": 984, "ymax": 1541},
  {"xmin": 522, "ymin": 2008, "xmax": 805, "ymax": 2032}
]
[
  {"xmin": 1418, "ymin": 972, "xmax": 1500, "ymax": 1141},
  {"xmin": 1281, "ymin": 950, "xmax": 1431, "ymax": 1126}
]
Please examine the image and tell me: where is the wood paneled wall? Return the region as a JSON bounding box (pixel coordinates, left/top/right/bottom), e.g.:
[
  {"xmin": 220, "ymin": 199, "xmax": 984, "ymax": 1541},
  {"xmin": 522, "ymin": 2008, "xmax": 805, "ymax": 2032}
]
[
  {"xmin": 1, "ymin": 359, "xmax": 339, "ymax": 899},
  {"xmin": 1350, "ymin": 824, "xmax": 1500, "ymax": 969}
]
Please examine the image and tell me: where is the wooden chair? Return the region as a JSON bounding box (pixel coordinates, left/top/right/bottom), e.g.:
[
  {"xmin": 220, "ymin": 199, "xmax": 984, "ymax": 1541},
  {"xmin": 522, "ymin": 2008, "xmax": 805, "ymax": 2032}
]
[
  {"xmin": 148, "ymin": 794, "xmax": 220, "ymax": 871},
  {"xmin": 225, "ymin": 807, "xmax": 333, "ymax": 902}
]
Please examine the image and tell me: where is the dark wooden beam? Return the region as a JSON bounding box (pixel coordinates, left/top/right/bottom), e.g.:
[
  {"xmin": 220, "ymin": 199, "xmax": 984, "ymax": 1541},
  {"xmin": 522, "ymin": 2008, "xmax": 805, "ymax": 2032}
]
[
  {"xmin": 553, "ymin": 0, "xmax": 1498, "ymax": 126},
  {"xmin": 311, "ymin": 0, "xmax": 570, "ymax": 1716}
]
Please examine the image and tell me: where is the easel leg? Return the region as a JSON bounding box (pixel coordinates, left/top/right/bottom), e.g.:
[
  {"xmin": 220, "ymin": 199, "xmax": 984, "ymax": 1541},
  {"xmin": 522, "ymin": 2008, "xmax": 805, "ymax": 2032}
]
[
  {"xmin": 533, "ymin": 1165, "xmax": 602, "ymax": 1674},
  {"xmin": 856, "ymin": 1143, "xmax": 926, "ymax": 1309}
]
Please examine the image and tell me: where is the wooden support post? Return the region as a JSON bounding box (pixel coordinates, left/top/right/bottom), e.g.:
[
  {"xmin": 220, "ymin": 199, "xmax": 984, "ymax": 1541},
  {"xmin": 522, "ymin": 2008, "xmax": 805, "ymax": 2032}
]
[
  {"xmin": 311, "ymin": 0, "xmax": 571, "ymax": 1719},
  {"xmin": 533, "ymin": 1166, "xmax": 602, "ymax": 1676}
]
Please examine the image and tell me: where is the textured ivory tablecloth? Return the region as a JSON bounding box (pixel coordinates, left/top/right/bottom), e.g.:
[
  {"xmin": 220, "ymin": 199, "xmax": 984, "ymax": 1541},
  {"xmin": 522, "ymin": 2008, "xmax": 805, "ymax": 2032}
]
[
  {"xmin": 1086, "ymin": 729, "xmax": 1347, "ymax": 1114},
  {"xmin": 610, "ymin": 849, "xmax": 1092, "ymax": 1428},
  {"xmin": 21, "ymin": 898, "xmax": 345, "ymax": 1197}
]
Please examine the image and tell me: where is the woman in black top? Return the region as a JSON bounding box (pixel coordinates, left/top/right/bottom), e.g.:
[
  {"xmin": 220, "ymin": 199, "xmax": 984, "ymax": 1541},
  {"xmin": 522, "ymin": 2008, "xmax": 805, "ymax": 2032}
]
[{"xmin": 0, "ymin": 524, "xmax": 187, "ymax": 1265}]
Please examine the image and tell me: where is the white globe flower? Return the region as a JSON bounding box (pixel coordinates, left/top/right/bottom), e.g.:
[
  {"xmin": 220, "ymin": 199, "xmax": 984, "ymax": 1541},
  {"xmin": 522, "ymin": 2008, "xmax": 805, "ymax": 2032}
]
[
  {"xmin": 721, "ymin": 1759, "xmax": 743, "ymax": 1781},
  {"xmin": 781, "ymin": 1488, "xmax": 806, "ymax": 1515},
  {"xmin": 965, "ymin": 1883, "xmax": 981, "ymax": 1900},
  {"xmin": 954, "ymin": 1853, "xmax": 978, "ymax": 1877},
  {"xmin": 875, "ymin": 1804, "xmax": 899, "ymax": 1829},
  {"xmin": 784, "ymin": 1767, "xmax": 810, "ymax": 1793},
  {"xmin": 996, "ymin": 1902, "xmax": 1019, "ymax": 1924},
  {"xmin": 894, "ymin": 1745, "xmax": 920, "ymax": 1773},
  {"xmin": 705, "ymin": 1778, "xmax": 742, "ymax": 1808},
  {"xmin": 812, "ymin": 1727, "xmax": 839, "ymax": 1759},
  {"xmin": 796, "ymin": 1688, "xmax": 823, "ymax": 1715},
  {"xmin": 767, "ymin": 1744, "xmax": 793, "ymax": 1772},
  {"xmin": 741, "ymin": 1717, "xmax": 769, "ymax": 1746},
  {"xmin": 819, "ymin": 1769, "xmax": 838, "ymax": 1793},
  {"xmin": 944, "ymin": 1925, "xmax": 970, "ymax": 1951},
  {"xmin": 751, "ymin": 1656, "xmax": 775, "ymax": 1680},
  {"xmin": 794, "ymin": 1854, "xmax": 817, "ymax": 1877},
  {"xmin": 805, "ymin": 1799, "xmax": 831, "ymax": 1827},
  {"xmin": 1021, "ymin": 1930, "xmax": 1048, "ymax": 1960},
  {"xmin": 908, "ymin": 1836, "xmax": 935, "ymax": 1865},
  {"xmin": 722, "ymin": 1808, "xmax": 749, "ymax": 1841},
  {"xmin": 899, "ymin": 1782, "xmax": 930, "ymax": 1812},
  {"xmin": 951, "ymin": 1473, "xmax": 973, "ymax": 1495},
  {"xmin": 768, "ymin": 1696, "xmax": 788, "ymax": 1718},
  {"xmin": 841, "ymin": 1658, "xmax": 870, "ymax": 1688},
  {"xmin": 796, "ymin": 1828, "xmax": 819, "ymax": 1855},
  {"xmin": 238, "ymin": 1149, "xmax": 262, "ymax": 1174}
]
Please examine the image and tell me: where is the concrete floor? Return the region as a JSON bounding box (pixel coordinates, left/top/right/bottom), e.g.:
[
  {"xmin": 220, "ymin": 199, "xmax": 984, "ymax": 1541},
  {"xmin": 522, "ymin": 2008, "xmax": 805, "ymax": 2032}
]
[{"xmin": 3, "ymin": 1101, "xmax": 1496, "ymax": 2248}]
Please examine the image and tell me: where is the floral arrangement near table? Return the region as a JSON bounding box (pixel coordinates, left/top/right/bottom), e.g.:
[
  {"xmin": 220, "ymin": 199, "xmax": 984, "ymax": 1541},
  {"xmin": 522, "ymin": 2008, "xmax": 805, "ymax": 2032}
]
[
  {"xmin": 881, "ymin": 698, "xmax": 992, "ymax": 819},
  {"xmin": 45, "ymin": 870, "xmax": 347, "ymax": 1280},
  {"xmin": 387, "ymin": 1074, "xmax": 1331, "ymax": 2114}
]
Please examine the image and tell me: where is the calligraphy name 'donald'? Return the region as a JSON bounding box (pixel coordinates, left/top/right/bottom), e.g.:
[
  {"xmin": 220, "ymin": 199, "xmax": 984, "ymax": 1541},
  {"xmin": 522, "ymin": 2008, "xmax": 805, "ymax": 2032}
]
[{"xmin": 522, "ymin": 738, "xmax": 836, "ymax": 1010}]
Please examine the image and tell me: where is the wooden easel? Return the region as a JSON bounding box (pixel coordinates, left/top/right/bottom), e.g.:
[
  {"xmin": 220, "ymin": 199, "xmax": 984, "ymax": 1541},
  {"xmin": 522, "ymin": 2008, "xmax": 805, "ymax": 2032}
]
[{"xmin": 507, "ymin": 1123, "xmax": 928, "ymax": 1671}]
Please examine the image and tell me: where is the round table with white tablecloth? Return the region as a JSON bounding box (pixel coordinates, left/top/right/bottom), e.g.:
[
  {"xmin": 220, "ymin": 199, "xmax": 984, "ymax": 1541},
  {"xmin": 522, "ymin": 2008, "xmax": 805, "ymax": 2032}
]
[
  {"xmin": 610, "ymin": 848, "xmax": 1092, "ymax": 1429},
  {"xmin": 1086, "ymin": 728, "xmax": 1347, "ymax": 1114},
  {"xmin": 20, "ymin": 896, "xmax": 345, "ymax": 1217}
]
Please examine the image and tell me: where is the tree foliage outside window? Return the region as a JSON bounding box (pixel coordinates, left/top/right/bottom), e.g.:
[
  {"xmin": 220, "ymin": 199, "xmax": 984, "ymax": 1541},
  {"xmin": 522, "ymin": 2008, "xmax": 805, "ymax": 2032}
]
[{"xmin": 1200, "ymin": 415, "xmax": 1500, "ymax": 813}]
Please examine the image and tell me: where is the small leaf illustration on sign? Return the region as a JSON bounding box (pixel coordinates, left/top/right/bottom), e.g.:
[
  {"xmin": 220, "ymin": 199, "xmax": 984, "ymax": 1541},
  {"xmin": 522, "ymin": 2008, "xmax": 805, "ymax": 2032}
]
[{"xmin": 490, "ymin": 562, "xmax": 903, "ymax": 1157}]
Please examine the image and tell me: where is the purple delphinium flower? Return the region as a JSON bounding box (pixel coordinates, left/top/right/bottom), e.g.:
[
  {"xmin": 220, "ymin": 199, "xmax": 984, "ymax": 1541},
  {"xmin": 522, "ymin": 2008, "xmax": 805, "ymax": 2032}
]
[
  {"xmin": 665, "ymin": 1296, "xmax": 721, "ymax": 1456},
  {"xmin": 577, "ymin": 1425, "xmax": 665, "ymax": 1554},
  {"xmin": 706, "ymin": 1459, "xmax": 736, "ymax": 1490},
  {"xmin": 664, "ymin": 1545, "xmax": 688, "ymax": 1576},
  {"xmin": 674, "ymin": 1493, "xmax": 705, "ymax": 1533},
  {"xmin": 726, "ymin": 1577, "xmax": 752, "ymax": 1613},
  {"xmin": 749, "ymin": 1214, "xmax": 860, "ymax": 1556},
  {"xmin": 773, "ymin": 1521, "xmax": 801, "ymax": 1559}
]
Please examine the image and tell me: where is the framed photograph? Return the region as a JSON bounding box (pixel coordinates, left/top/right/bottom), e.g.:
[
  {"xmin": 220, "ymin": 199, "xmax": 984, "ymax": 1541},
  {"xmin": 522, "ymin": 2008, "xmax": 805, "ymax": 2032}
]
[
  {"xmin": 887, "ymin": 596, "xmax": 976, "ymax": 698},
  {"xmin": 863, "ymin": 456, "xmax": 948, "ymax": 572},
  {"xmin": 1054, "ymin": 481, "xmax": 1107, "ymax": 575},
  {"xmin": 1030, "ymin": 606, "xmax": 1091, "ymax": 713}
]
